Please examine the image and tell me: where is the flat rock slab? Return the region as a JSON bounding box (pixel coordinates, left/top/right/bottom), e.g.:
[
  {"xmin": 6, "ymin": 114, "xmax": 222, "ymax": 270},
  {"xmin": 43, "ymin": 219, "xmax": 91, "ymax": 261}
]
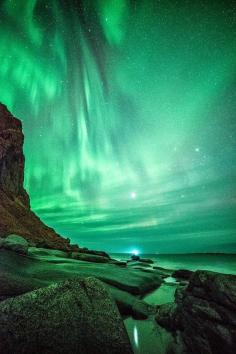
[
  {"xmin": 71, "ymin": 251, "xmax": 110, "ymax": 263},
  {"xmin": 0, "ymin": 249, "xmax": 162, "ymax": 298},
  {"xmin": 0, "ymin": 277, "xmax": 132, "ymax": 354}
]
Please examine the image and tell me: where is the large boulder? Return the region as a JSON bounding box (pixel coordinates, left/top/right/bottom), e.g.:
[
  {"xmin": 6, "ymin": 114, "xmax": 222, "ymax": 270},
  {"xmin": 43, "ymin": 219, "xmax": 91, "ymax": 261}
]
[
  {"xmin": 1, "ymin": 234, "xmax": 28, "ymax": 255},
  {"xmin": 0, "ymin": 103, "xmax": 71, "ymax": 250},
  {"xmin": 156, "ymin": 270, "xmax": 236, "ymax": 354},
  {"xmin": 0, "ymin": 277, "xmax": 132, "ymax": 354}
]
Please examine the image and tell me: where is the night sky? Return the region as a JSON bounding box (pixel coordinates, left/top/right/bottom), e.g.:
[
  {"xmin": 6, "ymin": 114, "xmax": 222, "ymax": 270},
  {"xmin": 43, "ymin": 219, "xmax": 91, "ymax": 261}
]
[{"xmin": 1, "ymin": 0, "xmax": 236, "ymax": 253}]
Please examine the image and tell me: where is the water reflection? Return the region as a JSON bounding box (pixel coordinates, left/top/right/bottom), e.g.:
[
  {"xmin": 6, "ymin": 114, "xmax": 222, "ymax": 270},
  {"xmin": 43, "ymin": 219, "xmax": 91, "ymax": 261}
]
[
  {"xmin": 133, "ymin": 325, "xmax": 139, "ymax": 348},
  {"xmin": 125, "ymin": 318, "xmax": 172, "ymax": 354}
]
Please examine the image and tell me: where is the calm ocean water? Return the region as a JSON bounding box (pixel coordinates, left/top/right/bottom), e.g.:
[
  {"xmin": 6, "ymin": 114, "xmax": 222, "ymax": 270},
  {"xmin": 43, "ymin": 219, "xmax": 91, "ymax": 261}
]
[{"xmin": 111, "ymin": 253, "xmax": 236, "ymax": 275}]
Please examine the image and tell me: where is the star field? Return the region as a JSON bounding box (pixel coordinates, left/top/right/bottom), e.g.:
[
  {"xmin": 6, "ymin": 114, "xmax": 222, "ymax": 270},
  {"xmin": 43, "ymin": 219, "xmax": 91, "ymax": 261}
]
[{"xmin": 0, "ymin": 0, "xmax": 236, "ymax": 253}]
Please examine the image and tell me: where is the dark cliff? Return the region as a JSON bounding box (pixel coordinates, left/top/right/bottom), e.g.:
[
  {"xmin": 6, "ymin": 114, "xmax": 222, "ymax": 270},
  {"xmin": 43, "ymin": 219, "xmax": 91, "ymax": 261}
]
[{"xmin": 0, "ymin": 103, "xmax": 71, "ymax": 250}]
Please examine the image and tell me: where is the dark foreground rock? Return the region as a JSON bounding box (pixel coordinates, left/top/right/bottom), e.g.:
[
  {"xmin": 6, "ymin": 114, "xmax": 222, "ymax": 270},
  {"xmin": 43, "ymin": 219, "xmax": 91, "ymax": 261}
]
[
  {"xmin": 0, "ymin": 277, "xmax": 132, "ymax": 354},
  {"xmin": 172, "ymin": 269, "xmax": 193, "ymax": 280},
  {"xmin": 156, "ymin": 270, "xmax": 236, "ymax": 354}
]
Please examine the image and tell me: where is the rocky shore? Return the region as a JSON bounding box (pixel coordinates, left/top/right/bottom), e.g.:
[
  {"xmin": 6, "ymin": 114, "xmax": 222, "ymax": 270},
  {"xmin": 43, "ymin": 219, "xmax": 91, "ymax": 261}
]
[
  {"xmin": 1, "ymin": 237, "xmax": 235, "ymax": 353},
  {"xmin": 156, "ymin": 270, "xmax": 236, "ymax": 354},
  {"xmin": 0, "ymin": 103, "xmax": 235, "ymax": 353}
]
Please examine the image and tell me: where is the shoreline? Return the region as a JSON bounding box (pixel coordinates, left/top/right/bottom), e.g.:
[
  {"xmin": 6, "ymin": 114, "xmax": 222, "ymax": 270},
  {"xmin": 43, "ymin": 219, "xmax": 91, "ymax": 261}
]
[
  {"xmin": 1, "ymin": 240, "xmax": 236, "ymax": 353},
  {"xmin": 111, "ymin": 252, "xmax": 236, "ymax": 275}
]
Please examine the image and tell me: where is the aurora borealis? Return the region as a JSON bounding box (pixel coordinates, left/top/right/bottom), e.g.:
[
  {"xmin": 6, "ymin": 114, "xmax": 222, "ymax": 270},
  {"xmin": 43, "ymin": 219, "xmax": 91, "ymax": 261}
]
[{"xmin": 0, "ymin": 0, "xmax": 236, "ymax": 253}]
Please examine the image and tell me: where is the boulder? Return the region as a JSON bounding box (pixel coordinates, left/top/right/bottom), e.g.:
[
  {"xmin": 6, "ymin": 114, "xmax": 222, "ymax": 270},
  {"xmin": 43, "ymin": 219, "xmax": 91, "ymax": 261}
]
[
  {"xmin": 156, "ymin": 270, "xmax": 236, "ymax": 354},
  {"xmin": 172, "ymin": 269, "xmax": 194, "ymax": 280},
  {"xmin": 2, "ymin": 234, "xmax": 28, "ymax": 255},
  {"xmin": 0, "ymin": 277, "xmax": 132, "ymax": 354},
  {"xmin": 131, "ymin": 254, "xmax": 140, "ymax": 261},
  {"xmin": 156, "ymin": 302, "xmax": 179, "ymax": 331},
  {"xmin": 163, "ymin": 276, "xmax": 178, "ymax": 285}
]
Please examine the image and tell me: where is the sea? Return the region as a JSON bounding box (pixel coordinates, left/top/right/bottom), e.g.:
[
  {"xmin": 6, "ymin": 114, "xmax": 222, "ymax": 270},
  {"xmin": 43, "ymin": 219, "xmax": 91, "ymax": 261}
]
[{"xmin": 111, "ymin": 253, "xmax": 236, "ymax": 275}]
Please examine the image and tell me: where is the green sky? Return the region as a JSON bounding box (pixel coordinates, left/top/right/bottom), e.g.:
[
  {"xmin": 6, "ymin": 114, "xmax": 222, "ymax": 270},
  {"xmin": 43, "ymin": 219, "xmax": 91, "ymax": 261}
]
[{"xmin": 0, "ymin": 0, "xmax": 236, "ymax": 253}]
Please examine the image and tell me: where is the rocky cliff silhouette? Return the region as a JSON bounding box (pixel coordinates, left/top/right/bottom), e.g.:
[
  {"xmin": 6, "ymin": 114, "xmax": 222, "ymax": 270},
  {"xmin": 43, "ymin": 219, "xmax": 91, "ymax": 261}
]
[{"xmin": 0, "ymin": 103, "xmax": 71, "ymax": 250}]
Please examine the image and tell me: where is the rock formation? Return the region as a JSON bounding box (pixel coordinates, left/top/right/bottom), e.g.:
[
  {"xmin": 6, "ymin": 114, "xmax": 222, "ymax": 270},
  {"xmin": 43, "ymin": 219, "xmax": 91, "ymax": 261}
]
[
  {"xmin": 0, "ymin": 277, "xmax": 133, "ymax": 353},
  {"xmin": 0, "ymin": 247, "xmax": 162, "ymax": 301},
  {"xmin": 1, "ymin": 234, "xmax": 29, "ymax": 255},
  {"xmin": 0, "ymin": 103, "xmax": 70, "ymax": 250},
  {"xmin": 156, "ymin": 270, "xmax": 236, "ymax": 354}
]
